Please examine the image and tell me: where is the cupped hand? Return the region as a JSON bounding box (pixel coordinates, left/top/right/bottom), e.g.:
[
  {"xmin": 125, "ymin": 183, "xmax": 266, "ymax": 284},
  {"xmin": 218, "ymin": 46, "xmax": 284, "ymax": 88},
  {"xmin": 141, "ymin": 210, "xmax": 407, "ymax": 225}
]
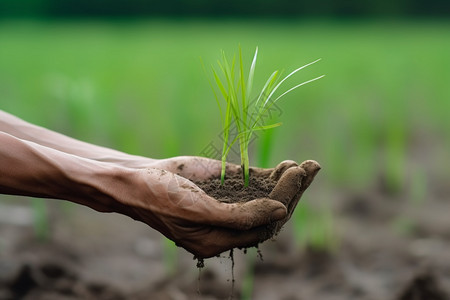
[
  {"xmin": 119, "ymin": 157, "xmax": 320, "ymax": 258},
  {"xmin": 152, "ymin": 156, "xmax": 320, "ymax": 221}
]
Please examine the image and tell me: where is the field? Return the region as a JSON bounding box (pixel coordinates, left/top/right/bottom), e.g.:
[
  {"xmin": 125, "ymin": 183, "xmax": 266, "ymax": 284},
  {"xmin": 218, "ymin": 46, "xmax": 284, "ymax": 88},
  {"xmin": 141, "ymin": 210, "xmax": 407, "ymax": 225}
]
[{"xmin": 1, "ymin": 19, "xmax": 450, "ymax": 299}]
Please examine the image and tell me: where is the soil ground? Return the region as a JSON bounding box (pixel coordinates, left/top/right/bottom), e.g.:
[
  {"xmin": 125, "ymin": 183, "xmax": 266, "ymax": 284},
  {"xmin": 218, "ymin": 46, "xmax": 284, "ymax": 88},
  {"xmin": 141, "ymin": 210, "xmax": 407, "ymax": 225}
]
[
  {"xmin": 1, "ymin": 172, "xmax": 449, "ymax": 300},
  {"xmin": 195, "ymin": 175, "xmax": 276, "ymax": 204}
]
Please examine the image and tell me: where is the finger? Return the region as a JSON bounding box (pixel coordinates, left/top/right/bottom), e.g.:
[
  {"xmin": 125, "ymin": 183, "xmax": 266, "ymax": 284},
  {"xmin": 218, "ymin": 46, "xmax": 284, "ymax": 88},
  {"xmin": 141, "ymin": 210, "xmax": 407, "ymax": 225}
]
[
  {"xmin": 269, "ymin": 160, "xmax": 299, "ymax": 181},
  {"xmin": 286, "ymin": 160, "xmax": 321, "ymax": 218},
  {"xmin": 205, "ymin": 198, "xmax": 287, "ymax": 231},
  {"xmin": 298, "ymin": 160, "xmax": 321, "ymax": 191},
  {"xmin": 269, "ymin": 166, "xmax": 306, "ymax": 205}
]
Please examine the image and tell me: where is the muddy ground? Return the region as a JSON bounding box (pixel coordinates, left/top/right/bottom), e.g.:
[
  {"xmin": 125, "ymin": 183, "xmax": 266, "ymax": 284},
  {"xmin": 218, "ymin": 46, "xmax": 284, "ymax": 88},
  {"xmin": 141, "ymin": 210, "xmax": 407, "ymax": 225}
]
[{"xmin": 1, "ymin": 171, "xmax": 449, "ymax": 300}]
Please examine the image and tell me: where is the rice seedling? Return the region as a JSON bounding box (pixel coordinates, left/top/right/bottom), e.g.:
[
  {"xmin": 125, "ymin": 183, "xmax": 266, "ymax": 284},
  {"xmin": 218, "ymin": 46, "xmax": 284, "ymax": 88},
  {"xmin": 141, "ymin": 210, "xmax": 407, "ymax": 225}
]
[
  {"xmin": 292, "ymin": 201, "xmax": 337, "ymax": 252},
  {"xmin": 32, "ymin": 198, "xmax": 50, "ymax": 241},
  {"xmin": 208, "ymin": 46, "xmax": 324, "ymax": 186},
  {"xmin": 162, "ymin": 237, "xmax": 178, "ymax": 276},
  {"xmin": 241, "ymin": 247, "xmax": 257, "ymax": 300}
]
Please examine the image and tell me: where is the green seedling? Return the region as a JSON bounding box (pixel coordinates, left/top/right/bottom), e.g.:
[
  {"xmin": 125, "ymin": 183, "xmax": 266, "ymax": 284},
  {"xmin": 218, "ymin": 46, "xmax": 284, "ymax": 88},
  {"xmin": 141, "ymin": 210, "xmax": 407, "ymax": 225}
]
[
  {"xmin": 163, "ymin": 237, "xmax": 178, "ymax": 276},
  {"xmin": 208, "ymin": 46, "xmax": 324, "ymax": 186},
  {"xmin": 32, "ymin": 198, "xmax": 50, "ymax": 241},
  {"xmin": 293, "ymin": 201, "xmax": 337, "ymax": 252}
]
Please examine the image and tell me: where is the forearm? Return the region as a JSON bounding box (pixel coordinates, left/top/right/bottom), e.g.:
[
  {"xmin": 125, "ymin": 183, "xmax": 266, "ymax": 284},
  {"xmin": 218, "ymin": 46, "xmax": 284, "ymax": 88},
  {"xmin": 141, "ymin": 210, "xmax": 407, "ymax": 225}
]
[
  {"xmin": 0, "ymin": 110, "xmax": 156, "ymax": 167},
  {"xmin": 0, "ymin": 131, "xmax": 133, "ymax": 213}
]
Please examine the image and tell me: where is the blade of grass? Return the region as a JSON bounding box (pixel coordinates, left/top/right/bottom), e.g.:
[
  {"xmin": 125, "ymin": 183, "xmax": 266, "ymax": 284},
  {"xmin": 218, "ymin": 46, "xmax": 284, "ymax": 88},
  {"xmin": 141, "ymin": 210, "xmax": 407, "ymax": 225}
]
[
  {"xmin": 239, "ymin": 46, "xmax": 247, "ymax": 127},
  {"xmin": 32, "ymin": 199, "xmax": 49, "ymax": 241},
  {"xmin": 272, "ymin": 75, "xmax": 325, "ymax": 104},
  {"xmin": 263, "ymin": 58, "xmax": 322, "ymax": 107},
  {"xmin": 246, "ymin": 47, "xmax": 258, "ymax": 100},
  {"xmin": 212, "ymin": 60, "xmax": 233, "ymax": 184},
  {"xmin": 254, "ymin": 70, "xmax": 279, "ymax": 110},
  {"xmin": 211, "ymin": 66, "xmax": 228, "ymax": 99},
  {"xmin": 251, "ymin": 74, "xmax": 324, "ymax": 131},
  {"xmin": 201, "ymin": 60, "xmax": 224, "ymax": 126}
]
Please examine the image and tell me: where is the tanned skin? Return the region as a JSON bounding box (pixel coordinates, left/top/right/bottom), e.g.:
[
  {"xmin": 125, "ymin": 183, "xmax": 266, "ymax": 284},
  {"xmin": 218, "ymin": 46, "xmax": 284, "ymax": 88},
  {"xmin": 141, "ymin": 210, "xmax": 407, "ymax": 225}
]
[{"xmin": 0, "ymin": 110, "xmax": 320, "ymax": 258}]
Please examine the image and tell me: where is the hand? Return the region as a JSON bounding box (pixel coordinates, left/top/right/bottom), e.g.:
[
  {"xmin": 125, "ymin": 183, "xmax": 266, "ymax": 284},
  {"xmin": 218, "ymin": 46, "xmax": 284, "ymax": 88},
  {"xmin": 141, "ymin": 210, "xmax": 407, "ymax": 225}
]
[
  {"xmin": 155, "ymin": 156, "xmax": 321, "ymax": 224},
  {"xmin": 116, "ymin": 157, "xmax": 320, "ymax": 258},
  {"xmin": 0, "ymin": 112, "xmax": 320, "ymax": 258}
]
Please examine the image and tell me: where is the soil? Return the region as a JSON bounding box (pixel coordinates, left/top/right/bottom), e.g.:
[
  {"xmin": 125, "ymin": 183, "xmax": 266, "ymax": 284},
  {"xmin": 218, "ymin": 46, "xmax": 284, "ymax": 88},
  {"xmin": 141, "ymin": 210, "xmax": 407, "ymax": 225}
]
[
  {"xmin": 397, "ymin": 271, "xmax": 448, "ymax": 300},
  {"xmin": 1, "ymin": 163, "xmax": 450, "ymax": 299},
  {"xmin": 195, "ymin": 173, "xmax": 281, "ymax": 247},
  {"xmin": 194, "ymin": 174, "xmax": 277, "ymax": 204}
]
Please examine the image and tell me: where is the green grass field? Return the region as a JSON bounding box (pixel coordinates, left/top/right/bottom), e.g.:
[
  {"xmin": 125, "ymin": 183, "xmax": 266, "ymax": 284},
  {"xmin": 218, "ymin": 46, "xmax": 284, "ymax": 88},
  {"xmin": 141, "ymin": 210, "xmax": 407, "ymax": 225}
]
[{"xmin": 1, "ymin": 19, "xmax": 449, "ymax": 248}]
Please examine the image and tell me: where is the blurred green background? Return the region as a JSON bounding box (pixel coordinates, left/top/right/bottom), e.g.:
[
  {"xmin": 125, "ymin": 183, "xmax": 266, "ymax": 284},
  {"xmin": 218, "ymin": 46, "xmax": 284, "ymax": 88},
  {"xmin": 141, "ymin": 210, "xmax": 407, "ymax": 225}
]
[{"xmin": 1, "ymin": 1, "xmax": 449, "ymax": 250}]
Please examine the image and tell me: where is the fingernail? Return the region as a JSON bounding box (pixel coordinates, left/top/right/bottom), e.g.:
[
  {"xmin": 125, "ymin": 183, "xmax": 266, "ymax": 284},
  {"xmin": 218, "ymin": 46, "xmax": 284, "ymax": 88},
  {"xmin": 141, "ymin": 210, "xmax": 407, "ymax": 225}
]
[{"xmin": 271, "ymin": 207, "xmax": 287, "ymax": 221}]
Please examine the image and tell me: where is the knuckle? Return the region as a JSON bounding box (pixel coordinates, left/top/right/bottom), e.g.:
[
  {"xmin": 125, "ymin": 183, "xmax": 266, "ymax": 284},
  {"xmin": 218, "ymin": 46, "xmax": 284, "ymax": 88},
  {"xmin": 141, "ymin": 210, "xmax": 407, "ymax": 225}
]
[
  {"xmin": 279, "ymin": 160, "xmax": 298, "ymax": 167},
  {"xmin": 270, "ymin": 160, "xmax": 299, "ymax": 180}
]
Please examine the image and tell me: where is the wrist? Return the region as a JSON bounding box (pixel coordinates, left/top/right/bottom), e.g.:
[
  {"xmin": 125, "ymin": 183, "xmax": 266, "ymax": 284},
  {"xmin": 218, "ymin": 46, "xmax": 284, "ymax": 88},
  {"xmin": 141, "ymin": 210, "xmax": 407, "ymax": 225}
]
[{"xmin": 0, "ymin": 132, "xmax": 131, "ymax": 213}]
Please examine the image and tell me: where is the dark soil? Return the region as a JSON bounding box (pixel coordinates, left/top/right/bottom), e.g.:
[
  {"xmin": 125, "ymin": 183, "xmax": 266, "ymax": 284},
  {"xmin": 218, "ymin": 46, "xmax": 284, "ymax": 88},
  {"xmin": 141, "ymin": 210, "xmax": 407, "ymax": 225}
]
[
  {"xmin": 1, "ymin": 261, "xmax": 123, "ymax": 300},
  {"xmin": 194, "ymin": 174, "xmax": 277, "ymax": 204},
  {"xmin": 397, "ymin": 271, "xmax": 448, "ymax": 300},
  {"xmin": 195, "ymin": 173, "xmax": 282, "ymax": 247}
]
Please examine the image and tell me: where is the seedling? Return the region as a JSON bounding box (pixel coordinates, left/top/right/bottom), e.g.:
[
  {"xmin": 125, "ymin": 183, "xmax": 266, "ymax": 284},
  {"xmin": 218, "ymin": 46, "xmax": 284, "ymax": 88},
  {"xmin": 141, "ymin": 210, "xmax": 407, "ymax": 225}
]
[{"xmin": 208, "ymin": 46, "xmax": 324, "ymax": 186}]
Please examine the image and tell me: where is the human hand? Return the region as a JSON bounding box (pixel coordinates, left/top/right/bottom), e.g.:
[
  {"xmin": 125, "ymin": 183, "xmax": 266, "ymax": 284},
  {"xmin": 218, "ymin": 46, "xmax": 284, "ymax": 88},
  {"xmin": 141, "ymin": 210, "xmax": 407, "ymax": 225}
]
[
  {"xmin": 154, "ymin": 156, "xmax": 321, "ymax": 223},
  {"xmin": 116, "ymin": 157, "xmax": 320, "ymax": 258},
  {"xmin": 0, "ymin": 113, "xmax": 319, "ymax": 258}
]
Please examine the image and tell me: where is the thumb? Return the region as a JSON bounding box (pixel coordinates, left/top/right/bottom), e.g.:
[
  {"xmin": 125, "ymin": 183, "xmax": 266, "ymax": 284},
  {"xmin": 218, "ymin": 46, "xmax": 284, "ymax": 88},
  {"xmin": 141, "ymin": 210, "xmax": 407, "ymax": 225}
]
[{"xmin": 209, "ymin": 198, "xmax": 287, "ymax": 231}]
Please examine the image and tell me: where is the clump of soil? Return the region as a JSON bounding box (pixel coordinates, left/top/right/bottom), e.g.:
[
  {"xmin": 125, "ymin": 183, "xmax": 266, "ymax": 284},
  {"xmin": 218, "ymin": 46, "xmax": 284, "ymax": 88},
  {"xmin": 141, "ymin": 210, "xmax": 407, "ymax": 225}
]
[
  {"xmin": 0, "ymin": 261, "xmax": 123, "ymax": 300},
  {"xmin": 194, "ymin": 173, "xmax": 277, "ymax": 204},
  {"xmin": 397, "ymin": 271, "xmax": 449, "ymax": 300},
  {"xmin": 194, "ymin": 173, "xmax": 280, "ymax": 251}
]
